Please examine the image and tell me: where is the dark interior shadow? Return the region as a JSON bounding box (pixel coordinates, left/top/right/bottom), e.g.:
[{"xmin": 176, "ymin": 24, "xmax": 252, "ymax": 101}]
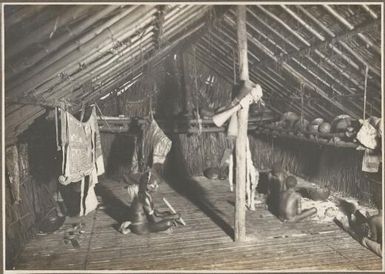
[
  {"xmin": 257, "ymin": 172, "xmax": 269, "ymax": 195},
  {"xmin": 163, "ymin": 136, "xmax": 234, "ymax": 239},
  {"xmin": 95, "ymin": 183, "xmax": 131, "ymax": 225},
  {"xmin": 106, "ymin": 134, "xmax": 136, "ymax": 180}
]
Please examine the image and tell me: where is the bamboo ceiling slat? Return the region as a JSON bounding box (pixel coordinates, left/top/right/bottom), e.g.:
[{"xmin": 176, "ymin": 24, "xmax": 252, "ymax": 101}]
[
  {"xmin": 4, "ymin": 4, "xmax": 382, "ymax": 143},
  {"xmin": 6, "ymin": 6, "xmax": 122, "ymax": 81}
]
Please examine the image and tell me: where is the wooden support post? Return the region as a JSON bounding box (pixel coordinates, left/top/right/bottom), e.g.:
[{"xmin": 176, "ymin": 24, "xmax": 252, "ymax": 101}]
[{"xmin": 234, "ymin": 5, "xmax": 248, "ymax": 242}]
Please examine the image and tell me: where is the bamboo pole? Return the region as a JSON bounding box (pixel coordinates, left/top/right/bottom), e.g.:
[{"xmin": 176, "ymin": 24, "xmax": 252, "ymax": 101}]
[
  {"xmin": 234, "ymin": 5, "xmax": 248, "ymax": 242},
  {"xmin": 194, "ymin": 43, "xmax": 309, "ymax": 118},
  {"xmin": 323, "ymin": 5, "xmax": 380, "ymax": 54},
  {"xmin": 210, "ymin": 23, "xmax": 324, "ymax": 117},
  {"xmin": 6, "ymin": 5, "xmax": 91, "ymax": 60},
  {"xmin": 8, "ymin": 5, "xmax": 152, "ymax": 96},
  {"xmin": 246, "ymin": 6, "xmax": 381, "ymax": 99},
  {"xmin": 225, "ymin": 9, "xmax": 364, "ymax": 117},
  {"xmin": 5, "ymin": 5, "xmax": 46, "ymax": 30},
  {"xmin": 196, "ymin": 34, "xmax": 327, "ymax": 118},
  {"xmin": 231, "ymin": 23, "xmax": 358, "ymax": 117},
  {"xmin": 196, "ymin": 34, "xmax": 315, "ymax": 116},
  {"xmin": 7, "ymin": 5, "xmax": 122, "ymax": 81},
  {"xmin": 82, "ymin": 20, "xmax": 209, "ymax": 103},
  {"xmin": 9, "ymin": 5, "xmax": 205, "ymax": 98},
  {"xmin": 6, "ymin": 6, "xmax": 224, "ymax": 139},
  {"xmin": 297, "ymin": 6, "xmax": 381, "ymax": 77},
  {"xmin": 6, "ymin": 5, "xmax": 200, "ymax": 116},
  {"xmin": 6, "ymin": 10, "xmax": 157, "ymax": 118}
]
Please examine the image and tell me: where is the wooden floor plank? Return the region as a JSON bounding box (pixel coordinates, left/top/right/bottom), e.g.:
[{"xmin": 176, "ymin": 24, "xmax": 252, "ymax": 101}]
[{"xmin": 13, "ymin": 176, "xmax": 382, "ymax": 271}]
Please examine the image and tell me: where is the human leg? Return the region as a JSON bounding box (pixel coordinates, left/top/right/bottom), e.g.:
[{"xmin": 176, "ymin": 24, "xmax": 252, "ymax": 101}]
[
  {"xmin": 288, "ymin": 207, "xmax": 317, "ymax": 223},
  {"xmin": 148, "ymin": 219, "xmax": 176, "ymax": 233},
  {"xmin": 362, "ymin": 237, "xmax": 382, "ymax": 257}
]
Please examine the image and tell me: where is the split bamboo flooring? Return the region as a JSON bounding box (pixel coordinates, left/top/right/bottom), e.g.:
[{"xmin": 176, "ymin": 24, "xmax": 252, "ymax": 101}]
[{"xmin": 13, "ymin": 176, "xmax": 382, "ymax": 271}]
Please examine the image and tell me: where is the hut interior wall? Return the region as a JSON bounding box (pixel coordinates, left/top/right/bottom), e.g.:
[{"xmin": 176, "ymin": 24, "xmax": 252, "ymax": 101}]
[
  {"xmin": 248, "ymin": 134, "xmax": 381, "ymax": 204},
  {"xmin": 5, "ymin": 117, "xmax": 61, "ymax": 268},
  {"xmin": 98, "ymin": 50, "xmax": 234, "ymax": 177},
  {"xmin": 166, "ymin": 49, "xmax": 233, "ymax": 176}
]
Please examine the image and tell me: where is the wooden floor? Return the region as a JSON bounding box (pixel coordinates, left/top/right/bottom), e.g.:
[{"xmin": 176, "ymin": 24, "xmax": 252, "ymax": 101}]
[{"xmin": 14, "ymin": 176, "xmax": 382, "ymax": 271}]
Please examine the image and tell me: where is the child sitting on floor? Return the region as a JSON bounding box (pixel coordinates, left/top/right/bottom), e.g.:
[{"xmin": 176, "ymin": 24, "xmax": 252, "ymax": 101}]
[
  {"xmin": 278, "ymin": 176, "xmax": 317, "ymax": 223},
  {"xmin": 267, "ymin": 163, "xmax": 287, "ymax": 214}
]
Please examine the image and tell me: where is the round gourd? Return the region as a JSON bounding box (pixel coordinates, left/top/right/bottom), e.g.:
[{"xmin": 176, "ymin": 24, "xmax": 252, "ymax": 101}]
[
  {"xmin": 311, "ymin": 117, "xmax": 324, "ymax": 126},
  {"xmin": 308, "ymin": 123, "xmax": 320, "ymax": 133},
  {"xmin": 331, "ymin": 115, "xmax": 352, "ymax": 132},
  {"xmin": 318, "ymin": 122, "xmax": 331, "ymax": 133},
  {"xmin": 281, "ymin": 112, "xmax": 299, "ymax": 129}
]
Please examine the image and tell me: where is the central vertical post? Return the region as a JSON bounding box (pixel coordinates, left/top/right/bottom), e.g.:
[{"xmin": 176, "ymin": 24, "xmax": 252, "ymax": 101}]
[{"xmin": 234, "ymin": 5, "xmax": 249, "ymax": 242}]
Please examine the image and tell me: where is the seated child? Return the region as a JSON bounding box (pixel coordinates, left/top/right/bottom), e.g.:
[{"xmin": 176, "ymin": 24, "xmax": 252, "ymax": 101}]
[
  {"xmin": 267, "ymin": 163, "xmax": 287, "ymax": 214},
  {"xmin": 278, "ymin": 176, "xmax": 317, "ymax": 222}
]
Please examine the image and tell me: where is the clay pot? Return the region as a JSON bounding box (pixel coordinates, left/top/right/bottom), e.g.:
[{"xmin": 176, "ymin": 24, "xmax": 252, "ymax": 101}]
[
  {"xmin": 318, "ymin": 122, "xmax": 331, "ymax": 133},
  {"xmin": 331, "ymin": 115, "xmax": 352, "ymax": 132},
  {"xmin": 294, "ymin": 118, "xmax": 309, "ymax": 131},
  {"xmin": 311, "ymin": 117, "xmax": 324, "ymax": 126},
  {"xmin": 280, "ymin": 112, "xmax": 299, "ymax": 129},
  {"xmin": 308, "ymin": 123, "xmax": 320, "ymax": 133},
  {"xmin": 203, "ymin": 167, "xmax": 220, "ymax": 180}
]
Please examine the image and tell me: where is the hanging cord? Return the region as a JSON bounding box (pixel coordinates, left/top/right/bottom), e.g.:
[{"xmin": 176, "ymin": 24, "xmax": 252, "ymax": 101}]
[
  {"xmin": 149, "ymin": 94, "xmax": 154, "ymax": 121},
  {"xmin": 55, "ymin": 107, "xmax": 60, "ymax": 151},
  {"xmin": 300, "ymin": 82, "xmax": 304, "ymax": 122},
  {"xmin": 232, "ymin": 47, "xmax": 236, "ymax": 85},
  {"xmin": 363, "ymin": 65, "xmax": 369, "ymax": 120},
  {"xmin": 196, "ymin": 108, "xmax": 202, "ymax": 135},
  {"xmin": 94, "ymin": 103, "xmax": 112, "ymax": 131}
]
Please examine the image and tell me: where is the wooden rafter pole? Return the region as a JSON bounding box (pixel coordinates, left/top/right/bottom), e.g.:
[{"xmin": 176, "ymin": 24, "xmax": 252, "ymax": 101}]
[{"xmin": 234, "ymin": 5, "xmax": 248, "ymax": 242}]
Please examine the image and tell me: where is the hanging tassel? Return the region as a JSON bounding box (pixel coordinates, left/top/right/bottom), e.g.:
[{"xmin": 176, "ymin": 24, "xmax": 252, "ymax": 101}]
[
  {"xmin": 363, "ymin": 65, "xmax": 369, "ymax": 120},
  {"xmin": 55, "ymin": 107, "xmax": 60, "ymax": 151},
  {"xmin": 228, "ymin": 154, "xmax": 234, "ymax": 192},
  {"xmin": 79, "ymin": 177, "xmax": 85, "ymax": 216}
]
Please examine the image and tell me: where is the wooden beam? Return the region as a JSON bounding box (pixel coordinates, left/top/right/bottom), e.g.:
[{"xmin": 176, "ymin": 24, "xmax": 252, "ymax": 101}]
[
  {"xmin": 277, "ymin": 19, "xmax": 381, "ymax": 65},
  {"xmin": 154, "ymin": 5, "xmax": 166, "ymax": 49},
  {"xmin": 7, "ymin": 6, "xmax": 153, "ymax": 97},
  {"xmin": 6, "ymin": 5, "xmax": 122, "ymax": 82},
  {"xmin": 323, "ymin": 5, "xmax": 381, "ymax": 55},
  {"xmin": 195, "ymin": 36, "xmax": 322, "ymax": 119},
  {"xmin": 6, "ymin": 6, "xmax": 91, "ymax": 61},
  {"xmin": 234, "ymin": 5, "xmax": 248, "ymax": 242}
]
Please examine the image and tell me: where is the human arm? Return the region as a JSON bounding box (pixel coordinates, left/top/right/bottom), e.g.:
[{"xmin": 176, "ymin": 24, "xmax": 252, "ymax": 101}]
[{"xmin": 296, "ymin": 195, "xmax": 302, "ymax": 215}]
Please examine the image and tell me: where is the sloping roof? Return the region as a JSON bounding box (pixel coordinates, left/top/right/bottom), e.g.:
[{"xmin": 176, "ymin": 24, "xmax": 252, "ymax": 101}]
[{"xmin": 4, "ymin": 4, "xmax": 382, "ymax": 144}]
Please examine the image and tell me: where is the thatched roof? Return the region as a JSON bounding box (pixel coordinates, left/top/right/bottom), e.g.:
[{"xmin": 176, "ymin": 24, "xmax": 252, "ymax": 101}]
[{"xmin": 4, "ymin": 4, "xmax": 382, "ymax": 144}]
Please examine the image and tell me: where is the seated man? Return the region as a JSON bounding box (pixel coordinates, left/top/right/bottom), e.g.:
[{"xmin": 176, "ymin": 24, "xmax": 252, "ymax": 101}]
[
  {"xmin": 119, "ymin": 170, "xmax": 181, "ymax": 235},
  {"xmin": 336, "ymin": 198, "xmax": 382, "ymax": 257},
  {"xmin": 267, "ymin": 163, "xmax": 287, "ymax": 214},
  {"xmin": 278, "ymin": 176, "xmax": 317, "ymax": 223},
  {"xmin": 363, "ymin": 209, "xmax": 382, "ymax": 257}
]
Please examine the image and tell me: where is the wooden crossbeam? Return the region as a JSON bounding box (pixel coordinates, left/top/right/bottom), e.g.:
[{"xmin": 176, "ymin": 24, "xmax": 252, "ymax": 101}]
[{"xmin": 276, "ymin": 19, "xmax": 380, "ymax": 65}]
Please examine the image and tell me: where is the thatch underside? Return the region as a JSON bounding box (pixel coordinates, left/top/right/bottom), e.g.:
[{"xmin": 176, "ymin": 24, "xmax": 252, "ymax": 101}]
[{"xmin": 4, "ymin": 4, "xmax": 382, "ymax": 144}]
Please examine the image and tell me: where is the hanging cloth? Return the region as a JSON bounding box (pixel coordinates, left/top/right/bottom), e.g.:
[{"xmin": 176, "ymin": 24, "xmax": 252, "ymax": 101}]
[
  {"xmin": 141, "ymin": 119, "xmax": 172, "ymax": 167},
  {"xmin": 58, "ymin": 106, "xmax": 105, "ymax": 216},
  {"xmin": 59, "ymin": 106, "xmax": 104, "ymax": 184},
  {"xmin": 5, "ymin": 145, "xmax": 21, "ymax": 204},
  {"xmin": 246, "ymin": 137, "xmax": 258, "ymax": 211},
  {"xmin": 362, "ymin": 149, "xmax": 381, "ymax": 173}
]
